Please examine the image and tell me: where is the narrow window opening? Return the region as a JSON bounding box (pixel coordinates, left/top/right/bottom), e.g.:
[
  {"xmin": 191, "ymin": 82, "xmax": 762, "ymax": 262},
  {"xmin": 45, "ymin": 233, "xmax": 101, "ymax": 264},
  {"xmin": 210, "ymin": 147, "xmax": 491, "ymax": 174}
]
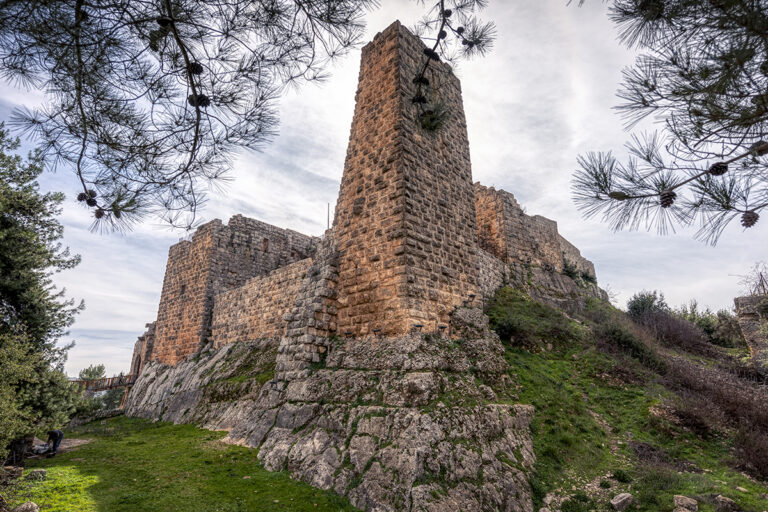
[
  {"xmin": 180, "ymin": 284, "xmax": 186, "ymax": 295},
  {"xmin": 262, "ymin": 238, "xmax": 269, "ymax": 253}
]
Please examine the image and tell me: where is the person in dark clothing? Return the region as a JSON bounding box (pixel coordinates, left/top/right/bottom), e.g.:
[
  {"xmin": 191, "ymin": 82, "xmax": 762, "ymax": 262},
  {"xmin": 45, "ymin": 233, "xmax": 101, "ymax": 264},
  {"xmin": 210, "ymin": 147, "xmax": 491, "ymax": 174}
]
[{"xmin": 46, "ymin": 429, "xmax": 64, "ymax": 456}]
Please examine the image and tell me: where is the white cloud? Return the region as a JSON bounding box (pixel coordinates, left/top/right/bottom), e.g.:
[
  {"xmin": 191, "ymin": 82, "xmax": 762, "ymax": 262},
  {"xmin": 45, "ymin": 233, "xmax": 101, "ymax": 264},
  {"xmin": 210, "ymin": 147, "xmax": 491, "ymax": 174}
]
[{"xmin": 0, "ymin": 1, "xmax": 763, "ymax": 376}]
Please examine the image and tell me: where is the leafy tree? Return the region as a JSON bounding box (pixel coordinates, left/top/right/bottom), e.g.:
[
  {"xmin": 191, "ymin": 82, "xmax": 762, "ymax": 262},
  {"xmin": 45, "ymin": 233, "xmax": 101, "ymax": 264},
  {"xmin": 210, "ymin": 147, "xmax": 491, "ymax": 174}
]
[
  {"xmin": 573, "ymin": 0, "xmax": 768, "ymax": 244},
  {"xmin": 79, "ymin": 364, "xmax": 106, "ymax": 381},
  {"xmin": 626, "ymin": 290, "xmax": 669, "ymax": 320},
  {"xmin": 0, "ymin": 123, "xmax": 82, "ymax": 460},
  {"xmin": 0, "ymin": 0, "xmax": 492, "ymax": 231},
  {"xmin": 676, "ymin": 300, "xmax": 745, "ymax": 347}
]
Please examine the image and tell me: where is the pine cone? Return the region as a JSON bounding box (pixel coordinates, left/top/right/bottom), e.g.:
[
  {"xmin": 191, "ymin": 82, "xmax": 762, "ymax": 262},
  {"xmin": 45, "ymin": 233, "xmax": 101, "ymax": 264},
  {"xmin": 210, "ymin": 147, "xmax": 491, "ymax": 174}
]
[
  {"xmin": 189, "ymin": 62, "xmax": 204, "ymax": 75},
  {"xmin": 438, "ymin": 30, "xmax": 447, "ymax": 40},
  {"xmin": 741, "ymin": 210, "xmax": 759, "ymax": 228},
  {"xmin": 660, "ymin": 189, "xmax": 676, "ymax": 208},
  {"xmin": 88, "ymin": 189, "xmax": 97, "ymax": 198},
  {"xmin": 708, "ymin": 162, "xmax": 728, "ymax": 176},
  {"xmin": 456, "ymin": 27, "xmax": 465, "ymax": 34},
  {"xmin": 77, "ymin": 192, "xmax": 87, "ymax": 202},
  {"xmin": 86, "ymin": 197, "xmax": 97, "ymax": 207},
  {"xmin": 187, "ymin": 94, "xmax": 211, "ymax": 108},
  {"xmin": 156, "ymin": 16, "xmax": 172, "ymax": 27},
  {"xmin": 423, "ymin": 48, "xmax": 440, "ymax": 61},
  {"xmin": 442, "ymin": 9, "xmax": 452, "ymax": 17},
  {"xmin": 94, "ymin": 208, "xmax": 105, "ymax": 219}
]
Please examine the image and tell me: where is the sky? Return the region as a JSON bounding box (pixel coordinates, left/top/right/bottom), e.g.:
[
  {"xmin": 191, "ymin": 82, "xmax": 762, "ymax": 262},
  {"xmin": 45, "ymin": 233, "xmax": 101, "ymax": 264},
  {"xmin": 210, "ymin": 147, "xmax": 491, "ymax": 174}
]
[{"xmin": 1, "ymin": 1, "xmax": 765, "ymax": 376}]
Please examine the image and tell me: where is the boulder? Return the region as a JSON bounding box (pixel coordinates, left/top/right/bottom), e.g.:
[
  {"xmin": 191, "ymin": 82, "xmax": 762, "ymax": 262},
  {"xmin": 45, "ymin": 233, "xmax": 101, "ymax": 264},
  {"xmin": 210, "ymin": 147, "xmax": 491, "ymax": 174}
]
[
  {"xmin": 611, "ymin": 493, "xmax": 634, "ymax": 511},
  {"xmin": 12, "ymin": 502, "xmax": 39, "ymax": 512},
  {"xmin": 715, "ymin": 495, "xmax": 738, "ymax": 512},
  {"xmin": 24, "ymin": 469, "xmax": 46, "ymax": 481},
  {"xmin": 674, "ymin": 495, "xmax": 698, "ymax": 511}
]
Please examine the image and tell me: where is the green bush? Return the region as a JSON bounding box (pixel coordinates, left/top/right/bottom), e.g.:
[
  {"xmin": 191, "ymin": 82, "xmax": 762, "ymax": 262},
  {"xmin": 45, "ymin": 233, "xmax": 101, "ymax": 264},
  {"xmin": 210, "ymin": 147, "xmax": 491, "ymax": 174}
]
[
  {"xmin": 612, "ymin": 468, "xmax": 633, "ymax": 483},
  {"xmin": 627, "ymin": 290, "xmax": 669, "ymax": 320},
  {"xmin": 561, "ymin": 492, "xmax": 594, "ymax": 512}
]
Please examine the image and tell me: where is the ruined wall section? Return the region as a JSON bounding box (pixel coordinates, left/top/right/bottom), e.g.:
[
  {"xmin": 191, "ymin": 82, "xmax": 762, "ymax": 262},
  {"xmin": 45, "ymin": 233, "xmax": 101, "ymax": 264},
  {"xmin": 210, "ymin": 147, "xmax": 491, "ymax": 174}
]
[
  {"xmin": 210, "ymin": 259, "xmax": 313, "ymax": 348},
  {"xmin": 152, "ymin": 215, "xmax": 316, "ymax": 365},
  {"xmin": 333, "ymin": 21, "xmax": 478, "ymax": 337},
  {"xmin": 474, "ymin": 184, "xmax": 596, "ymax": 278},
  {"xmin": 130, "ymin": 322, "xmax": 155, "ymax": 377},
  {"xmin": 734, "ymin": 295, "xmax": 768, "ymax": 377}
]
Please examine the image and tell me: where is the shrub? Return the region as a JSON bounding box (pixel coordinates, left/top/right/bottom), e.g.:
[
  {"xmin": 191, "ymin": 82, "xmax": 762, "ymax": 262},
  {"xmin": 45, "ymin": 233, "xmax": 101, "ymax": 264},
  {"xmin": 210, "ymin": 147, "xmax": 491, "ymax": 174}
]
[
  {"xmin": 627, "ymin": 290, "xmax": 669, "ymax": 320},
  {"xmin": 612, "ymin": 469, "xmax": 632, "ymax": 483},
  {"xmin": 734, "ymin": 427, "xmax": 768, "ymax": 480},
  {"xmin": 560, "ymin": 492, "xmax": 593, "ymax": 512},
  {"xmin": 594, "ymin": 323, "xmax": 666, "ymax": 372},
  {"xmin": 580, "ymin": 271, "xmax": 597, "ymax": 284},
  {"xmin": 562, "ymin": 258, "xmax": 579, "ymax": 280}
]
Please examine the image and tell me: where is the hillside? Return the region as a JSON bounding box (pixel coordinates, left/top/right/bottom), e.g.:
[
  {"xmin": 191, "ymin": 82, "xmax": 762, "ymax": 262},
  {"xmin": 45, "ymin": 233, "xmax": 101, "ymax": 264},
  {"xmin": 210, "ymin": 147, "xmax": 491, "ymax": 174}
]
[
  {"xmin": 8, "ymin": 286, "xmax": 768, "ymax": 512},
  {"xmin": 485, "ymin": 287, "xmax": 768, "ymax": 512}
]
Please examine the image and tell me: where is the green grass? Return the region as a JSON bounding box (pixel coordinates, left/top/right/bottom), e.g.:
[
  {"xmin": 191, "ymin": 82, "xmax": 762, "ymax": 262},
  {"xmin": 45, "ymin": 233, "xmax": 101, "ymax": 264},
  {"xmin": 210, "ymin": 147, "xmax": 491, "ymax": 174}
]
[
  {"xmin": 488, "ymin": 287, "xmax": 768, "ymax": 512},
  {"xmin": 11, "ymin": 416, "xmax": 357, "ymax": 512}
]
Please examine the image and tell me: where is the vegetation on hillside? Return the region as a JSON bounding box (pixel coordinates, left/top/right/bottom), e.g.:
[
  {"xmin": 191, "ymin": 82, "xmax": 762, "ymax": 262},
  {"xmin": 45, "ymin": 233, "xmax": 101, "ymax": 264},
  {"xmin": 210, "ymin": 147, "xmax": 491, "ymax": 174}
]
[
  {"xmin": 487, "ymin": 287, "xmax": 768, "ymax": 512},
  {"xmin": 6, "ymin": 417, "xmax": 357, "ymax": 512}
]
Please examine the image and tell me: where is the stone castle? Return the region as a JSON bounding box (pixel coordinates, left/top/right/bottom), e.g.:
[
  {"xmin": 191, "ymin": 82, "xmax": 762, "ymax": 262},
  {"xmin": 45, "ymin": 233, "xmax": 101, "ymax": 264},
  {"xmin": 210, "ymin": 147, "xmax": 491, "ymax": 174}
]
[
  {"xmin": 129, "ymin": 21, "xmax": 597, "ymax": 377},
  {"xmin": 126, "ymin": 21, "xmax": 604, "ymax": 512}
]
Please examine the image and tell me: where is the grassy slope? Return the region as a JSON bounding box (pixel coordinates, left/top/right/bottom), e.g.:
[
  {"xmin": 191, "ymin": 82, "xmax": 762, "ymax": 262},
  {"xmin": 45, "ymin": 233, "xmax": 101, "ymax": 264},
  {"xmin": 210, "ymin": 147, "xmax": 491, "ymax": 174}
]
[
  {"xmin": 11, "ymin": 417, "xmax": 357, "ymax": 512},
  {"xmin": 489, "ymin": 287, "xmax": 768, "ymax": 512}
]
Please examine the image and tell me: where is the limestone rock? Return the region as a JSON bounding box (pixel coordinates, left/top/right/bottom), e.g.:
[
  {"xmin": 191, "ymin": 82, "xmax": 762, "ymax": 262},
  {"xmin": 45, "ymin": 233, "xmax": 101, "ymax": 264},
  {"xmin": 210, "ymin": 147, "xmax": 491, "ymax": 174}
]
[
  {"xmin": 24, "ymin": 469, "xmax": 46, "ymax": 481},
  {"xmin": 12, "ymin": 502, "xmax": 39, "ymax": 512},
  {"xmin": 715, "ymin": 495, "xmax": 738, "ymax": 512},
  {"xmin": 127, "ymin": 312, "xmax": 535, "ymax": 512},
  {"xmin": 674, "ymin": 495, "xmax": 698, "ymax": 511},
  {"xmin": 610, "ymin": 493, "xmax": 634, "ymax": 511}
]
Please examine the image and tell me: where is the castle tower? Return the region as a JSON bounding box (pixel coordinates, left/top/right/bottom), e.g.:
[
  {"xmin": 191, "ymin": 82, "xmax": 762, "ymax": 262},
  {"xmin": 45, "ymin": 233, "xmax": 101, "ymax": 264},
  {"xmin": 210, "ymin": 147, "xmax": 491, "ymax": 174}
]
[{"xmin": 333, "ymin": 21, "xmax": 479, "ymax": 336}]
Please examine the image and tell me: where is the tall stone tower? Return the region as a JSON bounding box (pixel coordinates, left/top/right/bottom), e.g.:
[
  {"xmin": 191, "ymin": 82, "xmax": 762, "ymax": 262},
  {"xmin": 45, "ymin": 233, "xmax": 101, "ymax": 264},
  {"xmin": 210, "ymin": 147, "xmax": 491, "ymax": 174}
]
[{"xmin": 333, "ymin": 21, "xmax": 479, "ymax": 336}]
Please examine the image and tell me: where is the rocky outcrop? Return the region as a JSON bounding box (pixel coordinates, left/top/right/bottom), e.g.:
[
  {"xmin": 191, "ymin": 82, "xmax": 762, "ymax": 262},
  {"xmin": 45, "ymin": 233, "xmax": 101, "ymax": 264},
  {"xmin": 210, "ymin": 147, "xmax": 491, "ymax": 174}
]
[
  {"xmin": 126, "ymin": 309, "xmax": 534, "ymax": 512},
  {"xmin": 477, "ymin": 250, "xmax": 607, "ymax": 313},
  {"xmin": 734, "ymin": 295, "xmax": 768, "ymax": 377}
]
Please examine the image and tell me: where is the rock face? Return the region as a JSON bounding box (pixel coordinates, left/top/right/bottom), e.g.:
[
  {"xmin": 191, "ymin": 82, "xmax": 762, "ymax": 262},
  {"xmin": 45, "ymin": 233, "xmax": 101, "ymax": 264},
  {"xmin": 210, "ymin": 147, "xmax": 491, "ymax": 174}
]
[
  {"xmin": 734, "ymin": 295, "xmax": 768, "ymax": 377},
  {"xmin": 127, "ymin": 310, "xmax": 534, "ymax": 512},
  {"xmin": 610, "ymin": 493, "xmax": 634, "ymax": 511},
  {"xmin": 674, "ymin": 495, "xmax": 698, "ymax": 511}
]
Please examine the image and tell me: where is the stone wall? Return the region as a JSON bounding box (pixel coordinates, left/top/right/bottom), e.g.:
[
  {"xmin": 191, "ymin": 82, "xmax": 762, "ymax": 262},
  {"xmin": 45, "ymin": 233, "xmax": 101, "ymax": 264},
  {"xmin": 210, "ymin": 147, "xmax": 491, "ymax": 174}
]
[
  {"xmin": 151, "ymin": 215, "xmax": 315, "ymax": 365},
  {"xmin": 474, "ymin": 184, "xmax": 596, "ymax": 277},
  {"xmin": 734, "ymin": 295, "xmax": 768, "ymax": 377},
  {"xmin": 129, "ymin": 322, "xmax": 155, "ymax": 376},
  {"xmin": 333, "ymin": 21, "xmax": 478, "ymax": 337},
  {"xmin": 210, "ymin": 259, "xmax": 313, "ymax": 347}
]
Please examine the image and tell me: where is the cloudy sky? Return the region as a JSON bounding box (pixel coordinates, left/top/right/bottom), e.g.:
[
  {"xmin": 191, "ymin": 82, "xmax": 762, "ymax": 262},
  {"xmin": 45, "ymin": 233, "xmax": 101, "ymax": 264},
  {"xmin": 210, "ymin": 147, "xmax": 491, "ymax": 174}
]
[{"xmin": 1, "ymin": 1, "xmax": 765, "ymax": 376}]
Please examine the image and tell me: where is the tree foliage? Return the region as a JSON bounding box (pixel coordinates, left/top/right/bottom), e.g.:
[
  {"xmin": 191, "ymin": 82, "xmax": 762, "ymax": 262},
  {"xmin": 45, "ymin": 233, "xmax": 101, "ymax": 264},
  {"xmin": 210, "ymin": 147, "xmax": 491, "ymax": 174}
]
[
  {"xmin": 0, "ymin": 124, "xmax": 82, "ymax": 461},
  {"xmin": 0, "ymin": 0, "xmax": 378, "ymax": 230},
  {"xmin": 0, "ymin": 1, "xmax": 494, "ymax": 232},
  {"xmin": 573, "ymin": 0, "xmax": 768, "ymax": 244}
]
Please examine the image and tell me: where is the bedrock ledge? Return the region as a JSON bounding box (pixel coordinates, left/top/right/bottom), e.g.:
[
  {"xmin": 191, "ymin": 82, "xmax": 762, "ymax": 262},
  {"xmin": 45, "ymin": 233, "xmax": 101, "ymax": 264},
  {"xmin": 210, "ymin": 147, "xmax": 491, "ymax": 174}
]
[{"xmin": 126, "ymin": 309, "xmax": 535, "ymax": 512}]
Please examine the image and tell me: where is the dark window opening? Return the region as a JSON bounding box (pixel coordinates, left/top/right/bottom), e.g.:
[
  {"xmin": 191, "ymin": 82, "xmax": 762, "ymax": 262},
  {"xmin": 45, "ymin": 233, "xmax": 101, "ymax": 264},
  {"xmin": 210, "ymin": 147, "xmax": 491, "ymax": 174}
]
[
  {"xmin": 180, "ymin": 284, "xmax": 186, "ymax": 295},
  {"xmin": 262, "ymin": 238, "xmax": 269, "ymax": 253}
]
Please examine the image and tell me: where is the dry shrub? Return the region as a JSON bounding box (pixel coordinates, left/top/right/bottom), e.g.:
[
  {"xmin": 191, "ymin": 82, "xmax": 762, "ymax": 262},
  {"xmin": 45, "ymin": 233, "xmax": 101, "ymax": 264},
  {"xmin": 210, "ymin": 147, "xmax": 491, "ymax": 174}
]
[
  {"xmin": 636, "ymin": 311, "xmax": 720, "ymax": 358},
  {"xmin": 734, "ymin": 428, "xmax": 768, "ymax": 480}
]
